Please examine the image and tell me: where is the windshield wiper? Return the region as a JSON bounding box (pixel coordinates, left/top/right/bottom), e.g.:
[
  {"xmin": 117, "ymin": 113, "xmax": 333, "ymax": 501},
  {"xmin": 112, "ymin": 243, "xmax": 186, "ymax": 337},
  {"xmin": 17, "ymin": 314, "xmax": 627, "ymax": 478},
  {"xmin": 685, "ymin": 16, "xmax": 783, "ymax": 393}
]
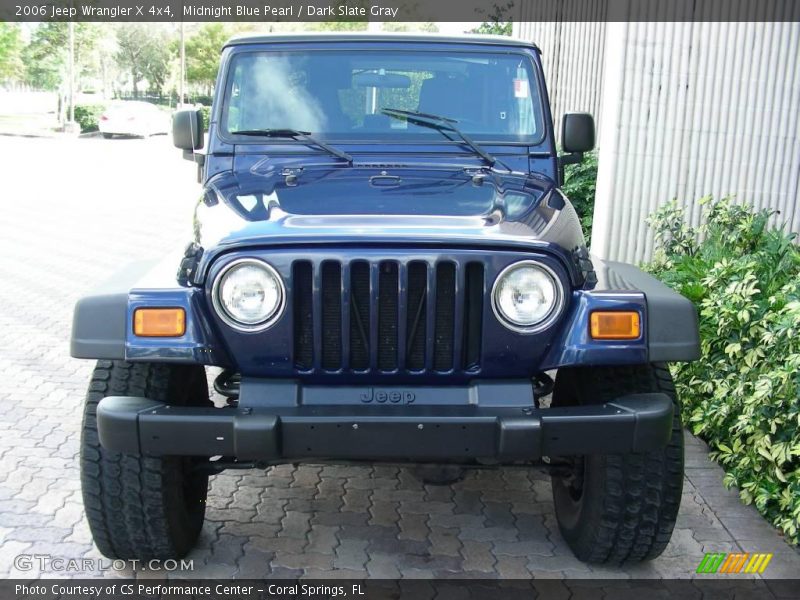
[
  {"xmin": 381, "ymin": 108, "xmax": 508, "ymax": 171},
  {"xmin": 230, "ymin": 128, "xmax": 353, "ymax": 164}
]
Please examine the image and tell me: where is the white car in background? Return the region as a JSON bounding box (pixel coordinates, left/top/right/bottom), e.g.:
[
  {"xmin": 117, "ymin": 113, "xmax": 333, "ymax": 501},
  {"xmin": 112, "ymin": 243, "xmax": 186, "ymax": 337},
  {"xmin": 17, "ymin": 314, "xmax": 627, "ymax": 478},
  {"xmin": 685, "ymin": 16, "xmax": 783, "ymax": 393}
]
[{"xmin": 98, "ymin": 101, "xmax": 170, "ymax": 138}]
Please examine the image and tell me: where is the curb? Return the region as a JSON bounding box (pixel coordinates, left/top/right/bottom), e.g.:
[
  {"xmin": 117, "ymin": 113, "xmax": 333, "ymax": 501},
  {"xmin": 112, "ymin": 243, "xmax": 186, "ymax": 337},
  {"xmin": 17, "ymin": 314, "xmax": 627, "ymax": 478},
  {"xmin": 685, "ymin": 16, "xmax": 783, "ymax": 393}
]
[
  {"xmin": 0, "ymin": 130, "xmax": 97, "ymax": 139},
  {"xmin": 0, "ymin": 131, "xmax": 61, "ymax": 139}
]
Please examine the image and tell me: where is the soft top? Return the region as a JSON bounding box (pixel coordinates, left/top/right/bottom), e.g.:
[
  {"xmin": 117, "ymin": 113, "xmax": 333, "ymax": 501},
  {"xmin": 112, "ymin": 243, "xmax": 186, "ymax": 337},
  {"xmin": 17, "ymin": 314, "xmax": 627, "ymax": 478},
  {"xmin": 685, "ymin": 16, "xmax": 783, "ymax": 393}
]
[{"xmin": 223, "ymin": 32, "xmax": 539, "ymax": 52}]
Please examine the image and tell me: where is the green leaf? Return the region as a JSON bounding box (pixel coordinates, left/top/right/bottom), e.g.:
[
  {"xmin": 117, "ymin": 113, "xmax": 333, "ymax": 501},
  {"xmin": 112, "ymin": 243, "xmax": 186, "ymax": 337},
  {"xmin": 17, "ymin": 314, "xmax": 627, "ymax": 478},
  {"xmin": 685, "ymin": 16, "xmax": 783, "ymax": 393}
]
[{"xmin": 645, "ymin": 195, "xmax": 800, "ymax": 545}]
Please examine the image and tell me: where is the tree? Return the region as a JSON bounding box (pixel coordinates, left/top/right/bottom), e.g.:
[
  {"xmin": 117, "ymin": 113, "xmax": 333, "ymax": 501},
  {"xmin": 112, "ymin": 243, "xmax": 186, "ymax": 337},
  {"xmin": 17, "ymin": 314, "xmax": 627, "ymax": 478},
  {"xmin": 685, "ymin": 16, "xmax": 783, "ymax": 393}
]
[
  {"xmin": 143, "ymin": 29, "xmax": 172, "ymax": 94},
  {"xmin": 471, "ymin": 21, "xmax": 513, "ymax": 36},
  {"xmin": 184, "ymin": 23, "xmax": 230, "ymax": 94},
  {"xmin": 471, "ymin": 1, "xmax": 514, "ymax": 36},
  {"xmin": 115, "ymin": 24, "xmax": 172, "ymax": 96},
  {"xmin": 309, "ymin": 21, "xmax": 369, "ymax": 32},
  {"xmin": 22, "ymin": 23, "xmax": 101, "ymax": 90},
  {"xmin": 381, "ymin": 22, "xmax": 438, "ymax": 33},
  {"xmin": 23, "ymin": 24, "xmax": 64, "ymax": 90},
  {"xmin": 0, "ymin": 22, "xmax": 24, "ymax": 83}
]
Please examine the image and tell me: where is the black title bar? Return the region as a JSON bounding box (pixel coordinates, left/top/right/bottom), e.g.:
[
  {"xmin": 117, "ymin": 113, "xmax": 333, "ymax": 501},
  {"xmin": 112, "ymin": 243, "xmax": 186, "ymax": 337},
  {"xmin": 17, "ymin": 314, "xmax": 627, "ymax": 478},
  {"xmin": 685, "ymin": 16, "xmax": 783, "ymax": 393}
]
[
  {"xmin": 2, "ymin": 0, "xmax": 800, "ymax": 22},
  {"xmin": 2, "ymin": 578, "xmax": 796, "ymax": 600}
]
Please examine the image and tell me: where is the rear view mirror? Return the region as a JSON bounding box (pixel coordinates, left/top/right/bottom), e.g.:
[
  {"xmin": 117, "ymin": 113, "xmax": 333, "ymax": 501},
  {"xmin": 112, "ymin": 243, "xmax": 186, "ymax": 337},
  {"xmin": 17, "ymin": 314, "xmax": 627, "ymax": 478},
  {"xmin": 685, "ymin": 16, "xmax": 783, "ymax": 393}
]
[
  {"xmin": 173, "ymin": 109, "xmax": 204, "ymax": 151},
  {"xmin": 353, "ymin": 72, "xmax": 411, "ymax": 88},
  {"xmin": 561, "ymin": 112, "xmax": 595, "ymax": 153}
]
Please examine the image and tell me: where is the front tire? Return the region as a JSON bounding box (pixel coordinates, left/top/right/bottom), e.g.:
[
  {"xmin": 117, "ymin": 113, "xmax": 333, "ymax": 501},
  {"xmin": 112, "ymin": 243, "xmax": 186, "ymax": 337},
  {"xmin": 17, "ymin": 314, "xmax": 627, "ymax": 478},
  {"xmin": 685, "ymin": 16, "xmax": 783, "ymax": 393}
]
[
  {"xmin": 550, "ymin": 364, "xmax": 684, "ymax": 564},
  {"xmin": 80, "ymin": 360, "xmax": 210, "ymax": 559}
]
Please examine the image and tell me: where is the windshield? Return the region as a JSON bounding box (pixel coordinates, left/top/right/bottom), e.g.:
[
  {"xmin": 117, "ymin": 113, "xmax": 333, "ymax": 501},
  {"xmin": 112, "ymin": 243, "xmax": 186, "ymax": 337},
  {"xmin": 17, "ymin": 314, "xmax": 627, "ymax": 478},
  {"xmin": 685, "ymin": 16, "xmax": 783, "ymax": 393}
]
[{"xmin": 222, "ymin": 49, "xmax": 546, "ymax": 143}]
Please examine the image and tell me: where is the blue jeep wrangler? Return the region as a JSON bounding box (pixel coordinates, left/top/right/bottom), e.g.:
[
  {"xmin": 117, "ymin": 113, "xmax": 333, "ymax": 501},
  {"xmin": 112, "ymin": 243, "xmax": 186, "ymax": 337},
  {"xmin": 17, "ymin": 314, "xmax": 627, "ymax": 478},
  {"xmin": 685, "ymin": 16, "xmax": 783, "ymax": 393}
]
[{"xmin": 71, "ymin": 33, "xmax": 699, "ymax": 565}]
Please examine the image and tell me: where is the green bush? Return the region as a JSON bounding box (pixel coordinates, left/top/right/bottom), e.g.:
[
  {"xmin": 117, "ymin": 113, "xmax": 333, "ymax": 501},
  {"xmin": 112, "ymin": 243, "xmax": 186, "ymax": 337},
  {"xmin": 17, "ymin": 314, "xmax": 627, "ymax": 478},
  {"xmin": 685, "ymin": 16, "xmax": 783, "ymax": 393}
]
[
  {"xmin": 73, "ymin": 104, "xmax": 106, "ymax": 133},
  {"xmin": 562, "ymin": 151, "xmax": 597, "ymax": 244},
  {"xmin": 198, "ymin": 105, "xmax": 211, "ymax": 132},
  {"xmin": 646, "ymin": 197, "xmax": 800, "ymax": 543}
]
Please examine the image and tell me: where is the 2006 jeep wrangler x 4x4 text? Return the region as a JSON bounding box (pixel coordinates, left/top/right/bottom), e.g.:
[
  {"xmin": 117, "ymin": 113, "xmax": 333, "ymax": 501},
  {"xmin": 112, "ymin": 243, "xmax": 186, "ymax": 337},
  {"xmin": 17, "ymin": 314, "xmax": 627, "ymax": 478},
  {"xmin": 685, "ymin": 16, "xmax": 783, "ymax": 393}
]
[{"xmin": 71, "ymin": 33, "xmax": 700, "ymax": 565}]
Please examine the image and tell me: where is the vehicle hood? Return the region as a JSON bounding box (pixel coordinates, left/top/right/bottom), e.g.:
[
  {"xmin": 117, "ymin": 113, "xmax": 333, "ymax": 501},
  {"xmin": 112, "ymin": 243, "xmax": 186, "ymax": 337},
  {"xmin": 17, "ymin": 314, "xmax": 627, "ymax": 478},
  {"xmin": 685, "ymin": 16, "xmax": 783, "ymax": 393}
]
[{"xmin": 191, "ymin": 162, "xmax": 585, "ymax": 280}]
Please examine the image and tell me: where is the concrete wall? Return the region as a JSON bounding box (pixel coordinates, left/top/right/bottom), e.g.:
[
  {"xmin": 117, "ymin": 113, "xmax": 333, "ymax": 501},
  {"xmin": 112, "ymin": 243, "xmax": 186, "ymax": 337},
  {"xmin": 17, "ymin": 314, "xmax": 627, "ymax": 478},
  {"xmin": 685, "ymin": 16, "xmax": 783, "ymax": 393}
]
[
  {"xmin": 513, "ymin": 20, "xmax": 607, "ymax": 141},
  {"xmin": 514, "ymin": 18, "xmax": 800, "ymax": 263}
]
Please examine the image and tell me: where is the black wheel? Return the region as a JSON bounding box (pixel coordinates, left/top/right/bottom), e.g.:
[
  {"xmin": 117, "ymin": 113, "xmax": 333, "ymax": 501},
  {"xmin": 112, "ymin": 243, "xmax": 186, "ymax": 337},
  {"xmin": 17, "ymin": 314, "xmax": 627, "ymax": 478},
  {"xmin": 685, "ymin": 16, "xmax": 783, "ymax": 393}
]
[
  {"xmin": 80, "ymin": 360, "xmax": 210, "ymax": 559},
  {"xmin": 550, "ymin": 364, "xmax": 684, "ymax": 564},
  {"xmin": 102, "ymin": 133, "xmax": 113, "ymax": 139}
]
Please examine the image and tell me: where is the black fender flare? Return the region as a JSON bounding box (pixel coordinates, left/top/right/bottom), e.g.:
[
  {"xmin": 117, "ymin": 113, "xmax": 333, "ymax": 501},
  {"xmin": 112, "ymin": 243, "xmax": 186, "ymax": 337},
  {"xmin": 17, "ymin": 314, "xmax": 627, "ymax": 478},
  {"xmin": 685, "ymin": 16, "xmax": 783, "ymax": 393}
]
[
  {"xmin": 593, "ymin": 257, "xmax": 700, "ymax": 362},
  {"xmin": 70, "ymin": 260, "xmax": 158, "ymax": 360}
]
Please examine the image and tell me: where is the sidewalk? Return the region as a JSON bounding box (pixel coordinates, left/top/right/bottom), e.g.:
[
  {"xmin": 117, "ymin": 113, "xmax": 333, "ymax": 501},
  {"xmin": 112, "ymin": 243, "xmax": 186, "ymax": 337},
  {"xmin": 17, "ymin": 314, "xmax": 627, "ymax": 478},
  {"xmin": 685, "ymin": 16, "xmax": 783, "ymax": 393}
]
[
  {"xmin": 0, "ymin": 90, "xmax": 66, "ymax": 138},
  {"xmin": 0, "ymin": 113, "xmax": 72, "ymax": 138}
]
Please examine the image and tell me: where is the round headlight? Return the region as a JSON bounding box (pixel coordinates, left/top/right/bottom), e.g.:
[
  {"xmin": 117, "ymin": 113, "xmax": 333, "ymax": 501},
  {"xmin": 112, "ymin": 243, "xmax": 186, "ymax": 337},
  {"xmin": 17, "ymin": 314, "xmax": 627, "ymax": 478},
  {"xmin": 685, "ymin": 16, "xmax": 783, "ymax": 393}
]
[
  {"xmin": 492, "ymin": 261, "xmax": 563, "ymax": 332},
  {"xmin": 213, "ymin": 259, "xmax": 285, "ymax": 331}
]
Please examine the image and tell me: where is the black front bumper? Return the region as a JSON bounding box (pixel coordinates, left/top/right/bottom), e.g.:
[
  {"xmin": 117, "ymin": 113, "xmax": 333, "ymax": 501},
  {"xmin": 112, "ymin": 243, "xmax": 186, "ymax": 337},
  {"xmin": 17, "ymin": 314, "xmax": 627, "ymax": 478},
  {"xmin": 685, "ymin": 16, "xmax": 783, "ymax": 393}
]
[{"xmin": 96, "ymin": 392, "xmax": 674, "ymax": 462}]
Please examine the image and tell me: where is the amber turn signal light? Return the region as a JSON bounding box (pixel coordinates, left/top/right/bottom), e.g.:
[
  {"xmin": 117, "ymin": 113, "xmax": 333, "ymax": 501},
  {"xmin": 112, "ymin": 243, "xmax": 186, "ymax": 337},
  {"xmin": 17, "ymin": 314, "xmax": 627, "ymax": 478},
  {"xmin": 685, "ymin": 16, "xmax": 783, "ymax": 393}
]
[
  {"xmin": 590, "ymin": 311, "xmax": 640, "ymax": 340},
  {"xmin": 133, "ymin": 308, "xmax": 186, "ymax": 337}
]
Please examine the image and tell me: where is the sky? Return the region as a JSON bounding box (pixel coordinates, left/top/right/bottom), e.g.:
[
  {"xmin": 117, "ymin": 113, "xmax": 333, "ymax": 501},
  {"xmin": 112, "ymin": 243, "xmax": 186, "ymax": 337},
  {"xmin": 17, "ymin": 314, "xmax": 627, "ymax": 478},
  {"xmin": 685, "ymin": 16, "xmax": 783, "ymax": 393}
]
[{"xmin": 435, "ymin": 22, "xmax": 482, "ymax": 34}]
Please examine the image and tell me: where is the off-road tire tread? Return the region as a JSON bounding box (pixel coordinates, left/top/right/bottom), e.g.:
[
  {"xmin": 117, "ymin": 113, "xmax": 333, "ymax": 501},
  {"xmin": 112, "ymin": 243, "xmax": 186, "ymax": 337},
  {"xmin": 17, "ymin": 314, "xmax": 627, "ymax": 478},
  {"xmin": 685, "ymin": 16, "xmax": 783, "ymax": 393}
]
[
  {"xmin": 80, "ymin": 360, "xmax": 209, "ymax": 560},
  {"xmin": 551, "ymin": 363, "xmax": 683, "ymax": 564}
]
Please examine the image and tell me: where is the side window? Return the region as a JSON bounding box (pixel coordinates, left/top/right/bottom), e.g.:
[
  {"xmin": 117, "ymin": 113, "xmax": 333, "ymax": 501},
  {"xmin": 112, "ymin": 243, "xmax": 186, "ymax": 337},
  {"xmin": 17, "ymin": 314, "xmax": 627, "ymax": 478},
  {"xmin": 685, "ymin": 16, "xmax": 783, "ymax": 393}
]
[
  {"xmin": 513, "ymin": 62, "xmax": 536, "ymax": 137},
  {"xmin": 226, "ymin": 64, "xmax": 243, "ymax": 132}
]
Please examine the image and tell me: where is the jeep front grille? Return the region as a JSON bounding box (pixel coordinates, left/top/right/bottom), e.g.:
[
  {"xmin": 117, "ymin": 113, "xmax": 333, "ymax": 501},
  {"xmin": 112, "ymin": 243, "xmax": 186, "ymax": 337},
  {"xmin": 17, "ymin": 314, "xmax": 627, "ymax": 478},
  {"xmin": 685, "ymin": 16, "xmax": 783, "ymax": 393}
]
[{"xmin": 292, "ymin": 259, "xmax": 484, "ymax": 374}]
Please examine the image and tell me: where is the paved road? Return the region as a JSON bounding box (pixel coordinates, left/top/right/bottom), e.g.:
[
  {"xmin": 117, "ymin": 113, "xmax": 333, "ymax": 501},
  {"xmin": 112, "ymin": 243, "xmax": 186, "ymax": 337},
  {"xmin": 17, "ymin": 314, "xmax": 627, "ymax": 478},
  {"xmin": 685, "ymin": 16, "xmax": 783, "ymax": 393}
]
[{"xmin": 0, "ymin": 135, "xmax": 797, "ymax": 580}]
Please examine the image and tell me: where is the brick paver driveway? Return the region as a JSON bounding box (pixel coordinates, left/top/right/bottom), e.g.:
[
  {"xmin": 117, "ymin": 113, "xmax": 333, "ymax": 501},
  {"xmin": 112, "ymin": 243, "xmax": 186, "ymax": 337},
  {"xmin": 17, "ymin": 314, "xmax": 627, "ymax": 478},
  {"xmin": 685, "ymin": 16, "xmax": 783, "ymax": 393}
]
[{"xmin": 0, "ymin": 135, "xmax": 797, "ymax": 580}]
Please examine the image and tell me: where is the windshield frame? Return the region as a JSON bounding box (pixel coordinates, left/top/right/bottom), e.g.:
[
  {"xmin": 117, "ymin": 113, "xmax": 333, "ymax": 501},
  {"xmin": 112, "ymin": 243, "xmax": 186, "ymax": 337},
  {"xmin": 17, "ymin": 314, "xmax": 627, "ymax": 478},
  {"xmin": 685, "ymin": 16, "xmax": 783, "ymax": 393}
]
[{"xmin": 217, "ymin": 45, "xmax": 549, "ymax": 147}]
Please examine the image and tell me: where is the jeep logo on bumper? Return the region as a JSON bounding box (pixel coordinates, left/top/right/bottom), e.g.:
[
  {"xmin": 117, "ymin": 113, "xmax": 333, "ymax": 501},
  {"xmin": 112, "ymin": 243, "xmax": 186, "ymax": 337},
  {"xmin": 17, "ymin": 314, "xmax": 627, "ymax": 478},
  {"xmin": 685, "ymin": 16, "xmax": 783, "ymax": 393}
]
[{"xmin": 360, "ymin": 388, "xmax": 416, "ymax": 404}]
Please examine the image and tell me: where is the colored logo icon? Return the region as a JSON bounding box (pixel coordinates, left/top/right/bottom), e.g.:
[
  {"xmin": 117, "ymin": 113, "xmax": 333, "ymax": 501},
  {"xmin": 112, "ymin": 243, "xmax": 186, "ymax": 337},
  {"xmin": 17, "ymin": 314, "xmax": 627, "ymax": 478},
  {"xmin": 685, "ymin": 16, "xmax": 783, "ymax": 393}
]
[{"xmin": 697, "ymin": 552, "xmax": 773, "ymax": 574}]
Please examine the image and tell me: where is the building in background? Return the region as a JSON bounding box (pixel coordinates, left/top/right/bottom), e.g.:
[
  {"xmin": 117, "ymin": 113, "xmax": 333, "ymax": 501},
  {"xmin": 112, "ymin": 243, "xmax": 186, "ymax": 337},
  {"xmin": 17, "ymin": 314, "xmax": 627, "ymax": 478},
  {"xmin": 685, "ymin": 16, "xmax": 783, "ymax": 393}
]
[{"xmin": 514, "ymin": 15, "xmax": 800, "ymax": 263}]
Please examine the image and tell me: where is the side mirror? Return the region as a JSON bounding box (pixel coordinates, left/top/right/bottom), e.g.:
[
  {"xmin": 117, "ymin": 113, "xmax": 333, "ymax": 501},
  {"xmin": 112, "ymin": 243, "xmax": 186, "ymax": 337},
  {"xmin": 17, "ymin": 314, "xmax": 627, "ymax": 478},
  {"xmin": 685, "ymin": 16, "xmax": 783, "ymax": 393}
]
[
  {"xmin": 562, "ymin": 112, "xmax": 595, "ymax": 153},
  {"xmin": 558, "ymin": 113, "xmax": 595, "ymax": 185},
  {"xmin": 172, "ymin": 109, "xmax": 204, "ymax": 152}
]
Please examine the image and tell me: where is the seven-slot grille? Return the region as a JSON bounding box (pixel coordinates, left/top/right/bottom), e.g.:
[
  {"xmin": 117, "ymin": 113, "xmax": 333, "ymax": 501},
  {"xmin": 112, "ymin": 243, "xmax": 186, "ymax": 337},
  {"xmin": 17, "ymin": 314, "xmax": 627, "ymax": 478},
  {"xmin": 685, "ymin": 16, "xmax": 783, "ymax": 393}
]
[{"xmin": 292, "ymin": 259, "xmax": 484, "ymax": 373}]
